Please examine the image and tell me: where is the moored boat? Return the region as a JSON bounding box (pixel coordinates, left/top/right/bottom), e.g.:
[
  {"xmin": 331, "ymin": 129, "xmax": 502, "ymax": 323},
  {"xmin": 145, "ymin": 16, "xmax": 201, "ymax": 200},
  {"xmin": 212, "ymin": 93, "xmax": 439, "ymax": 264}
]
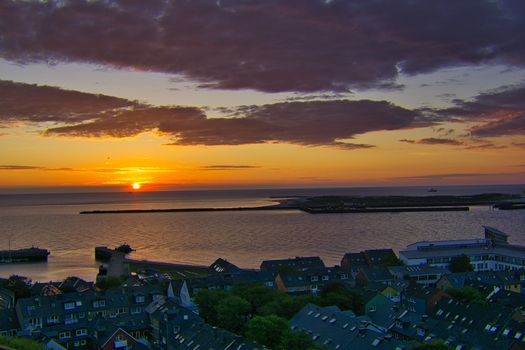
[{"xmin": 0, "ymin": 247, "xmax": 50, "ymax": 263}]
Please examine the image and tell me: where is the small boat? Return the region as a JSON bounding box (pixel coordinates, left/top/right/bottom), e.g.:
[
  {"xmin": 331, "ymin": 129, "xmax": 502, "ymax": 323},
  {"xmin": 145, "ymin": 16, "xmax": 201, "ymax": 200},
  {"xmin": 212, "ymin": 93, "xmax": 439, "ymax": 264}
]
[{"xmin": 428, "ymin": 188, "xmax": 438, "ymax": 193}]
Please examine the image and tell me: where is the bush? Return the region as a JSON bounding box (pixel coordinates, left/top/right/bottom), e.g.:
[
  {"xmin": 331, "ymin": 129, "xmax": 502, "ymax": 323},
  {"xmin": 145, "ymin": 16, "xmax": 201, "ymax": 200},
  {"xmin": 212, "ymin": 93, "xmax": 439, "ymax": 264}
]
[{"xmin": 0, "ymin": 336, "xmax": 43, "ymax": 350}]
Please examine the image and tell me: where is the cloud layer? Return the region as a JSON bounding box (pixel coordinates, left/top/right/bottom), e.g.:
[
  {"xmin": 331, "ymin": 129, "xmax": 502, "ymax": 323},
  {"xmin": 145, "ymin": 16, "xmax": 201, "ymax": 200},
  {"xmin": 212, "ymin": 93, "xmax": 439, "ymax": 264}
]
[
  {"xmin": 1, "ymin": 0, "xmax": 524, "ymax": 92},
  {"xmin": 0, "ymin": 80, "xmax": 421, "ymax": 149},
  {"xmin": 437, "ymin": 83, "xmax": 525, "ymax": 137},
  {"xmin": 0, "ymin": 80, "xmax": 135, "ymax": 126}
]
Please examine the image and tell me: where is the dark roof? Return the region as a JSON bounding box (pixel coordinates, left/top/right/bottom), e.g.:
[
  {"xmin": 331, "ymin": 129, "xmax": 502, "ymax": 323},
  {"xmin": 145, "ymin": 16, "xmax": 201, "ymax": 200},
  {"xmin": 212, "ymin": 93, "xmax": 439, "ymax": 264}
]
[
  {"xmin": 277, "ymin": 267, "xmax": 354, "ymax": 289},
  {"xmin": 208, "ymin": 258, "xmax": 243, "ymax": 274},
  {"xmin": 358, "ymin": 267, "xmax": 394, "ymax": 282},
  {"xmin": 289, "ymin": 303, "xmax": 415, "ymax": 350},
  {"xmin": 260, "ymin": 256, "xmax": 325, "ymax": 273},
  {"xmin": 429, "ymin": 297, "xmax": 524, "ymax": 350}
]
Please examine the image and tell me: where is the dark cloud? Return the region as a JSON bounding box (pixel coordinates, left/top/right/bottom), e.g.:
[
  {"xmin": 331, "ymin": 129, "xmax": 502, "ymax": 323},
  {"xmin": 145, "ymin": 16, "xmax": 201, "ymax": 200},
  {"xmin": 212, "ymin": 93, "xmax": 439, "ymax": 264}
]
[
  {"xmin": 400, "ymin": 138, "xmax": 463, "ymax": 146},
  {"xmin": 200, "ymin": 165, "xmax": 260, "ymax": 170},
  {"xmin": 470, "ymin": 114, "xmax": 525, "ymax": 137},
  {"xmin": 1, "ymin": 0, "xmax": 524, "ymax": 93},
  {"xmin": 47, "ymin": 99, "xmax": 420, "ymax": 149},
  {"xmin": 1, "ymin": 80, "xmax": 421, "ymax": 149},
  {"xmin": 393, "ymin": 172, "xmax": 525, "ymax": 180},
  {"xmin": 463, "ymin": 140, "xmax": 506, "ymax": 150},
  {"xmin": 0, "ymin": 80, "xmax": 135, "ymax": 125},
  {"xmin": 0, "ymin": 165, "xmax": 42, "ymax": 170},
  {"xmin": 0, "ymin": 165, "xmax": 76, "ymax": 171},
  {"xmin": 432, "ymin": 83, "xmax": 525, "ymax": 137}
]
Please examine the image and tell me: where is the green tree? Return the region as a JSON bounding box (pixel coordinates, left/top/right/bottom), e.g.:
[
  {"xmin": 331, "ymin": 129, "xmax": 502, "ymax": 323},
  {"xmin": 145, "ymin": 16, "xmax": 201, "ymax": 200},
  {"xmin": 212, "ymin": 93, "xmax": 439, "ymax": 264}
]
[
  {"xmin": 411, "ymin": 339, "xmax": 452, "ymax": 350},
  {"xmin": 233, "ymin": 284, "xmax": 281, "ymax": 314},
  {"xmin": 245, "ymin": 315, "xmax": 288, "ymax": 348},
  {"xmin": 447, "ymin": 286, "xmax": 484, "ymax": 304},
  {"xmin": 279, "ymin": 330, "xmax": 322, "ymax": 350},
  {"xmin": 314, "ymin": 283, "xmax": 364, "ymax": 314},
  {"xmin": 216, "ymin": 295, "xmax": 251, "ymax": 333},
  {"xmin": 449, "ymin": 255, "xmax": 474, "ymax": 273},
  {"xmin": 0, "ymin": 275, "xmax": 31, "ymax": 299},
  {"xmin": 194, "ymin": 289, "xmax": 228, "ymax": 324},
  {"xmin": 0, "ymin": 336, "xmax": 43, "ymax": 350},
  {"xmin": 258, "ymin": 294, "xmax": 308, "ymax": 320}
]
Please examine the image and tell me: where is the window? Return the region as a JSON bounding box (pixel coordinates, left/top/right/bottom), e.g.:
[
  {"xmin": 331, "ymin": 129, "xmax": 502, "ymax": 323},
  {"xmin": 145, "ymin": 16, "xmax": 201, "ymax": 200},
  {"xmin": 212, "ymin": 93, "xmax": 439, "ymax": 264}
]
[
  {"xmin": 76, "ymin": 329, "xmax": 87, "ymax": 336},
  {"xmin": 311, "ymin": 276, "xmax": 319, "ymax": 282},
  {"xmin": 341, "ymin": 274, "xmax": 348, "ymax": 280},
  {"xmin": 322, "ymin": 275, "xmax": 329, "ymax": 281},
  {"xmin": 80, "ymin": 340, "xmax": 86, "ymax": 345},
  {"xmin": 64, "ymin": 302, "xmax": 75, "ymax": 310},
  {"xmin": 93, "ymin": 300, "xmax": 106, "ymax": 308},
  {"xmin": 47, "ymin": 315, "xmax": 59, "ymax": 324},
  {"xmin": 59, "ymin": 331, "xmax": 71, "ymax": 340},
  {"xmin": 75, "ymin": 301, "xmax": 82, "ymax": 307},
  {"xmin": 135, "ymin": 295, "xmax": 145, "ymax": 303}
]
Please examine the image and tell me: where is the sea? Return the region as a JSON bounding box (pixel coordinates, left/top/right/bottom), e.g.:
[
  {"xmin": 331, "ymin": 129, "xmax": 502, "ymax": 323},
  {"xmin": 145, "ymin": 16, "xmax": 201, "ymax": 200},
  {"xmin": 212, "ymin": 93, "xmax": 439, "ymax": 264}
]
[{"xmin": 1, "ymin": 184, "xmax": 524, "ymax": 282}]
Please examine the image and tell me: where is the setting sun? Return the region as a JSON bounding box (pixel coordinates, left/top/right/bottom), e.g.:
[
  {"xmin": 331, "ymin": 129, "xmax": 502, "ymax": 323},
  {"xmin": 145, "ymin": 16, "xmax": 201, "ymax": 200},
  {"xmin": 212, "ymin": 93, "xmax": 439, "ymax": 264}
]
[{"xmin": 132, "ymin": 183, "xmax": 141, "ymax": 190}]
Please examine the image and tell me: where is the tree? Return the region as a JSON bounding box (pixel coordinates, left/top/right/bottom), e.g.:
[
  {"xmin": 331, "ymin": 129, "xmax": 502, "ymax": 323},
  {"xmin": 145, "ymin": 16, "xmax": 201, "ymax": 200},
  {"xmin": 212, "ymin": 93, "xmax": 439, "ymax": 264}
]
[
  {"xmin": 314, "ymin": 283, "xmax": 364, "ymax": 314},
  {"xmin": 411, "ymin": 339, "xmax": 452, "ymax": 350},
  {"xmin": 447, "ymin": 286, "xmax": 484, "ymax": 304},
  {"xmin": 449, "ymin": 255, "xmax": 474, "ymax": 273},
  {"xmin": 258, "ymin": 293, "xmax": 308, "ymax": 320},
  {"xmin": 194, "ymin": 289, "xmax": 228, "ymax": 324},
  {"xmin": 245, "ymin": 315, "xmax": 288, "ymax": 348},
  {"xmin": 279, "ymin": 330, "xmax": 323, "ymax": 350},
  {"xmin": 0, "ymin": 275, "xmax": 31, "ymax": 299},
  {"xmin": 216, "ymin": 295, "xmax": 251, "ymax": 333},
  {"xmin": 382, "ymin": 255, "xmax": 404, "ymax": 266},
  {"xmin": 232, "ymin": 284, "xmax": 281, "ymax": 314},
  {"xmin": 0, "ymin": 336, "xmax": 43, "ymax": 350}
]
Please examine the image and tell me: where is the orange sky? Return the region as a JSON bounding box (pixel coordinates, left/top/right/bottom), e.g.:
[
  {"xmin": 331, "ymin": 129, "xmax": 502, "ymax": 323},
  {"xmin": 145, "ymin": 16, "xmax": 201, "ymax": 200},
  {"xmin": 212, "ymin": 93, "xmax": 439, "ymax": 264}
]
[{"xmin": 1, "ymin": 1, "xmax": 524, "ymax": 192}]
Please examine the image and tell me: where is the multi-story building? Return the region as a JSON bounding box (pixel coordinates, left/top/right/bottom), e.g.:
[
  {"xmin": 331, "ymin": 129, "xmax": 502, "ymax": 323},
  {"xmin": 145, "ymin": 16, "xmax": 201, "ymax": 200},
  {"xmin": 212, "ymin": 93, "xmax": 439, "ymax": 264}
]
[{"xmin": 399, "ymin": 226, "xmax": 525, "ymax": 271}]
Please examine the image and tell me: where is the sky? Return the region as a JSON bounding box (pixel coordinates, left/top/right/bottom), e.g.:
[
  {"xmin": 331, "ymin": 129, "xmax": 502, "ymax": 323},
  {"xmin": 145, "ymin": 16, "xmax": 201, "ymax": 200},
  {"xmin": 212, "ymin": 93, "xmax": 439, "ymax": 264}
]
[{"xmin": 0, "ymin": 0, "xmax": 524, "ymax": 193}]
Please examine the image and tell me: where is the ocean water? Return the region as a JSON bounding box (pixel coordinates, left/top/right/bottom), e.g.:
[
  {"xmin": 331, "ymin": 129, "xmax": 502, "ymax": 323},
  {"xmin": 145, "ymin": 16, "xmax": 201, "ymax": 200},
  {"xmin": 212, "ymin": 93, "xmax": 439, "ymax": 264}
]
[{"xmin": 1, "ymin": 185, "xmax": 524, "ymax": 282}]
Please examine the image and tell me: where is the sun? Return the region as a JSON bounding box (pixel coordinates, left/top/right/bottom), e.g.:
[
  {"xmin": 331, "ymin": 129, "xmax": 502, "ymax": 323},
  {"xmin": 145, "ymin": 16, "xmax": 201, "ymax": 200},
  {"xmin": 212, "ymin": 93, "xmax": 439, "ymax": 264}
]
[{"xmin": 132, "ymin": 183, "xmax": 141, "ymax": 190}]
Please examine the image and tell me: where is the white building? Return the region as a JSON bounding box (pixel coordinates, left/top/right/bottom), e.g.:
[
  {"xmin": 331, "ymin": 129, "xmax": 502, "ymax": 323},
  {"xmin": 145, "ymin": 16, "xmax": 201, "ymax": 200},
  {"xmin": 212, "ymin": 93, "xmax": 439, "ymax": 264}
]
[{"xmin": 399, "ymin": 226, "xmax": 525, "ymax": 271}]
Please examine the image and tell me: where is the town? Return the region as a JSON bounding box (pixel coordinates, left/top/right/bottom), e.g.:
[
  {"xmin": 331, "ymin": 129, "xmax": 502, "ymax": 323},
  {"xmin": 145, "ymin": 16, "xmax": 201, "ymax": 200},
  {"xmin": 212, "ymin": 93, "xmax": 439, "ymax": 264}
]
[{"xmin": 1, "ymin": 226, "xmax": 525, "ymax": 350}]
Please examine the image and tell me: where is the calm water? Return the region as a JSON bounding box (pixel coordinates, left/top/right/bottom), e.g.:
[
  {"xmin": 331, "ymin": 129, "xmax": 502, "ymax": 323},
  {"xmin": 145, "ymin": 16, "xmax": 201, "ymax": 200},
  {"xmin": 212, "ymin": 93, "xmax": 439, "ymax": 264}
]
[{"xmin": 1, "ymin": 185, "xmax": 524, "ymax": 282}]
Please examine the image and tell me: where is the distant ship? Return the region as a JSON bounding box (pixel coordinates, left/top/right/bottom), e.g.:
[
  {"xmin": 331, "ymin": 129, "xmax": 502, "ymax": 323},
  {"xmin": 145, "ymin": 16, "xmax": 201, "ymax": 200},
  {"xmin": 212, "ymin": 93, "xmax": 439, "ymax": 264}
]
[
  {"xmin": 428, "ymin": 188, "xmax": 438, "ymax": 193},
  {"xmin": 0, "ymin": 247, "xmax": 50, "ymax": 263}
]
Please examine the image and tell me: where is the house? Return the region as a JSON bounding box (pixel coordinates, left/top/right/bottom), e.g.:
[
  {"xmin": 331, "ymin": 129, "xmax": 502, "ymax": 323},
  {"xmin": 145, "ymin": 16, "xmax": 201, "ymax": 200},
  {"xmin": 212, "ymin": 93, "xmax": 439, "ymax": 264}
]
[
  {"xmin": 437, "ymin": 270, "xmax": 524, "ymax": 292},
  {"xmin": 289, "ymin": 303, "xmax": 416, "ymax": 350},
  {"xmin": 208, "ymin": 258, "xmax": 243, "ymax": 274},
  {"xmin": 341, "ymin": 249, "xmax": 398, "ymax": 270},
  {"xmin": 388, "ymin": 265, "xmax": 450, "ymax": 286},
  {"xmin": 0, "ymin": 287, "xmax": 15, "ymax": 309},
  {"xmin": 430, "ymin": 297, "xmax": 525, "ymax": 350},
  {"xmin": 15, "ymin": 285, "xmax": 163, "ymax": 336},
  {"xmin": 96, "ymin": 326, "xmax": 149, "ymax": 350},
  {"xmin": 364, "ymin": 293, "xmax": 393, "ymax": 315},
  {"xmin": 147, "ymin": 296, "xmax": 262, "ymax": 350},
  {"xmin": 260, "ymin": 256, "xmax": 325, "ymax": 274},
  {"xmin": 0, "ymin": 308, "xmax": 19, "ymax": 337},
  {"xmin": 399, "ymin": 226, "xmax": 525, "ymax": 272},
  {"xmin": 400, "ymin": 285, "xmax": 448, "ymax": 315},
  {"xmin": 30, "ymin": 282, "xmax": 62, "ymax": 297},
  {"xmin": 275, "ymin": 267, "xmax": 354, "ymax": 294},
  {"xmin": 356, "ymin": 267, "xmax": 394, "ymax": 287}
]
